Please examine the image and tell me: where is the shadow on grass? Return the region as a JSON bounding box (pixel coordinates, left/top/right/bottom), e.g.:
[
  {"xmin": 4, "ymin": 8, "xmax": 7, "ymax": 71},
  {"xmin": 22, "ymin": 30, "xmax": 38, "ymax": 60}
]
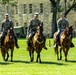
[
  {"xmin": 67, "ymin": 60, "xmax": 76, "ymax": 63},
  {"xmin": 40, "ymin": 61, "xmax": 66, "ymax": 65},
  {"xmin": 0, "ymin": 62, "xmax": 13, "ymax": 65},
  {"xmin": 12, "ymin": 60, "xmax": 30, "ymax": 64}
]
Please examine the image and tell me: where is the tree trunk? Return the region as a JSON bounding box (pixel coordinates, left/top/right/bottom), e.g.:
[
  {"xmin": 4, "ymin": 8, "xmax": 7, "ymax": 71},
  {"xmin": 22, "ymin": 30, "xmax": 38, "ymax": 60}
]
[{"xmin": 51, "ymin": 6, "xmax": 57, "ymax": 37}]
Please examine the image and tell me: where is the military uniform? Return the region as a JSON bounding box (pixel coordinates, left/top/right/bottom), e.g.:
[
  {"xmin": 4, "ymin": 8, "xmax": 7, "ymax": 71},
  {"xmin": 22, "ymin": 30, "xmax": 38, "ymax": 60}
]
[
  {"xmin": 27, "ymin": 19, "xmax": 41, "ymax": 46},
  {"xmin": 27, "ymin": 14, "xmax": 47, "ymax": 50},
  {"xmin": 57, "ymin": 18, "xmax": 69, "ymax": 32},
  {"xmin": 27, "ymin": 19, "xmax": 41, "ymax": 35},
  {"xmin": 1, "ymin": 18, "xmax": 19, "ymax": 48},
  {"xmin": 54, "ymin": 16, "xmax": 74, "ymax": 48}
]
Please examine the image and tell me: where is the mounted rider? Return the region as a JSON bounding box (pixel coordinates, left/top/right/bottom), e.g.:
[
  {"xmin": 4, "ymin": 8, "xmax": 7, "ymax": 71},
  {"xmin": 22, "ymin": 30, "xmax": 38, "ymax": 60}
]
[
  {"xmin": 1, "ymin": 13, "xmax": 19, "ymax": 48},
  {"xmin": 26, "ymin": 12, "xmax": 47, "ymax": 50},
  {"xmin": 54, "ymin": 12, "xmax": 74, "ymax": 48}
]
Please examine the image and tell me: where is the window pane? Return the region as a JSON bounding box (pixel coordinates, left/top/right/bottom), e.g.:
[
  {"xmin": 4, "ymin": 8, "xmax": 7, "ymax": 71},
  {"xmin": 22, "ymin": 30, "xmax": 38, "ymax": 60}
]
[
  {"xmin": 29, "ymin": 4, "xmax": 32, "ymax": 13},
  {"xmin": 24, "ymin": 4, "xmax": 27, "ymax": 14},
  {"xmin": 40, "ymin": 3, "xmax": 43, "ymax": 13}
]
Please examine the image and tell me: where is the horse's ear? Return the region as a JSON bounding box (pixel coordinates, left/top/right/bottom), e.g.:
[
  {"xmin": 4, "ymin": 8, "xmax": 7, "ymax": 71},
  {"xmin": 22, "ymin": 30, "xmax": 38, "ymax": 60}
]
[{"xmin": 41, "ymin": 22, "xmax": 43, "ymax": 26}]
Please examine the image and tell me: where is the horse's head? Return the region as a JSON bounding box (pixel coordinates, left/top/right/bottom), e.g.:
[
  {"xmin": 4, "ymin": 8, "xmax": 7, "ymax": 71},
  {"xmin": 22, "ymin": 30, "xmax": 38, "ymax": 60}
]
[
  {"xmin": 68, "ymin": 26, "xmax": 73, "ymax": 38},
  {"xmin": 64, "ymin": 27, "xmax": 69, "ymax": 35},
  {"xmin": 7, "ymin": 27, "xmax": 14, "ymax": 40},
  {"xmin": 64, "ymin": 26, "xmax": 73, "ymax": 38},
  {"xmin": 37, "ymin": 22, "xmax": 43, "ymax": 38}
]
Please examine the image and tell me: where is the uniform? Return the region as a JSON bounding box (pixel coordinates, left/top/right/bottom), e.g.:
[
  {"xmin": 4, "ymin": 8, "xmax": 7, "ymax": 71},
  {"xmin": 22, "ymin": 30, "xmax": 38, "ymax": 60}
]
[
  {"xmin": 27, "ymin": 19, "xmax": 41, "ymax": 46},
  {"xmin": 57, "ymin": 18, "xmax": 69, "ymax": 32},
  {"xmin": 54, "ymin": 13, "xmax": 74, "ymax": 48},
  {"xmin": 27, "ymin": 13, "xmax": 47, "ymax": 50},
  {"xmin": 1, "ymin": 14, "xmax": 19, "ymax": 48}
]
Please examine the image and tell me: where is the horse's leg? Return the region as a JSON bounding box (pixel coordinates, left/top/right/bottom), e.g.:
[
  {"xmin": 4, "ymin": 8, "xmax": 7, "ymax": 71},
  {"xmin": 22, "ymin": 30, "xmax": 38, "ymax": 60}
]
[
  {"xmin": 60, "ymin": 47, "xmax": 62, "ymax": 60},
  {"xmin": 36, "ymin": 53, "xmax": 38, "ymax": 62},
  {"xmin": 29, "ymin": 50, "xmax": 31, "ymax": 62},
  {"xmin": 11, "ymin": 48, "xmax": 14, "ymax": 62},
  {"xmin": 5, "ymin": 52, "xmax": 9, "ymax": 61},
  {"xmin": 38, "ymin": 53, "xmax": 41, "ymax": 63},
  {"xmin": 31, "ymin": 49, "xmax": 34, "ymax": 62},
  {"xmin": 36, "ymin": 49, "xmax": 41, "ymax": 63},
  {"xmin": 65, "ymin": 48, "xmax": 69, "ymax": 61},
  {"xmin": 29, "ymin": 48, "xmax": 34, "ymax": 62},
  {"xmin": 1, "ymin": 48, "xmax": 5, "ymax": 61},
  {"xmin": 54, "ymin": 47, "xmax": 59, "ymax": 60}
]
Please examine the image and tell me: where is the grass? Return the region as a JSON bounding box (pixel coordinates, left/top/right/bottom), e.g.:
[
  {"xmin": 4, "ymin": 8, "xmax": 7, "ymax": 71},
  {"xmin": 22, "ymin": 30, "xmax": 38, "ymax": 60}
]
[{"xmin": 0, "ymin": 38, "xmax": 76, "ymax": 75}]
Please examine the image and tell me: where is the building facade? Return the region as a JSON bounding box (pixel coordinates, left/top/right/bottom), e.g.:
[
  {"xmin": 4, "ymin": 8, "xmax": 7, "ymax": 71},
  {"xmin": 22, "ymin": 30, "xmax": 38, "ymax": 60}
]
[
  {"xmin": 0, "ymin": 0, "xmax": 76, "ymax": 37},
  {"xmin": 13, "ymin": 0, "xmax": 53, "ymax": 37}
]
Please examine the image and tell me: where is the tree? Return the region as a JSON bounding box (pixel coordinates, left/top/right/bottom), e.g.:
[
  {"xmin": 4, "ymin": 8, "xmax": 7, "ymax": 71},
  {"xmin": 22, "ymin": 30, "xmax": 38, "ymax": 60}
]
[
  {"xmin": 2, "ymin": 0, "xmax": 10, "ymax": 4},
  {"xmin": 50, "ymin": 0, "xmax": 76, "ymax": 37},
  {"xmin": 49, "ymin": 0, "xmax": 60, "ymax": 37}
]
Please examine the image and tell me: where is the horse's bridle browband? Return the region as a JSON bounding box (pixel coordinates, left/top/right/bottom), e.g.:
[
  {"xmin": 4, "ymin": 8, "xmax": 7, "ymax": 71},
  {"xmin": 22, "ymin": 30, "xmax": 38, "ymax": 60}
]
[{"xmin": 34, "ymin": 36, "xmax": 44, "ymax": 44}]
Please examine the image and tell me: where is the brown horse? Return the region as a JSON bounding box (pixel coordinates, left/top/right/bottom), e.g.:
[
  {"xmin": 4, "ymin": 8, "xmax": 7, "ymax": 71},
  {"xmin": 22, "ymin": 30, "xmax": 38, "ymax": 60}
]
[
  {"xmin": 1, "ymin": 28, "xmax": 15, "ymax": 62},
  {"xmin": 27, "ymin": 23, "xmax": 45, "ymax": 63},
  {"xmin": 53, "ymin": 26, "xmax": 73, "ymax": 61}
]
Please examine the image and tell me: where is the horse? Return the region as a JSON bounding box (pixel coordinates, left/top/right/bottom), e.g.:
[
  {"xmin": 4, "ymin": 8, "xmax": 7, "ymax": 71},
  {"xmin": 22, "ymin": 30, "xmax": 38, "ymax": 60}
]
[
  {"xmin": 27, "ymin": 22, "xmax": 45, "ymax": 63},
  {"xmin": 1, "ymin": 28, "xmax": 15, "ymax": 62},
  {"xmin": 53, "ymin": 26, "xmax": 73, "ymax": 61}
]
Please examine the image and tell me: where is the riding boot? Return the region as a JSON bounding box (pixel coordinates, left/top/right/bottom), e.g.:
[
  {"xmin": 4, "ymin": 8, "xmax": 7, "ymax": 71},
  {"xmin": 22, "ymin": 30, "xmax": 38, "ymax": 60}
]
[
  {"xmin": 14, "ymin": 35, "xmax": 19, "ymax": 49},
  {"xmin": 70, "ymin": 42, "xmax": 75, "ymax": 47},
  {"xmin": 43, "ymin": 37, "xmax": 48, "ymax": 50},
  {"xmin": 1, "ymin": 36, "xmax": 5, "ymax": 47}
]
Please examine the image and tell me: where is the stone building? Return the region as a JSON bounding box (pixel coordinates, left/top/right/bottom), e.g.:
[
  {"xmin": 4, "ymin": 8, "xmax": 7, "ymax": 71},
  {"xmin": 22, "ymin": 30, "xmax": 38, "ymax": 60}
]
[
  {"xmin": 13, "ymin": 0, "xmax": 53, "ymax": 37},
  {"xmin": 0, "ymin": 0, "xmax": 76, "ymax": 37}
]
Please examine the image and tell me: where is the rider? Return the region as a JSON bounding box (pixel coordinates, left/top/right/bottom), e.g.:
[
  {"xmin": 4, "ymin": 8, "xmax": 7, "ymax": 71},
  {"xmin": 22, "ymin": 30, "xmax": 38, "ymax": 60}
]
[
  {"xmin": 1, "ymin": 13, "xmax": 19, "ymax": 48},
  {"xmin": 54, "ymin": 12, "xmax": 74, "ymax": 48},
  {"xmin": 27, "ymin": 12, "xmax": 47, "ymax": 50}
]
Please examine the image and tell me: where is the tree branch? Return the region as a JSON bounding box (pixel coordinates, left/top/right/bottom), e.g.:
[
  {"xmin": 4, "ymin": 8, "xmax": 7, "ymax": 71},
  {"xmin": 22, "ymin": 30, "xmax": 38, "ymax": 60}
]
[
  {"xmin": 49, "ymin": 0, "xmax": 57, "ymax": 7},
  {"xmin": 65, "ymin": 2, "xmax": 76, "ymax": 17}
]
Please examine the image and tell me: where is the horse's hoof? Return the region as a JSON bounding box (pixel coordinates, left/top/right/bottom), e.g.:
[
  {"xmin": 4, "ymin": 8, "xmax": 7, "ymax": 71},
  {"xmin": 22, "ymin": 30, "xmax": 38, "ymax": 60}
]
[
  {"xmin": 5, "ymin": 59, "xmax": 8, "ymax": 62},
  {"xmin": 36, "ymin": 60, "xmax": 38, "ymax": 62},
  {"xmin": 39, "ymin": 61, "xmax": 42, "ymax": 63},
  {"xmin": 11, "ymin": 60, "xmax": 13, "ymax": 62},
  {"xmin": 65, "ymin": 59, "xmax": 67, "ymax": 62},
  {"xmin": 60, "ymin": 57, "xmax": 62, "ymax": 60},
  {"xmin": 31, "ymin": 59, "xmax": 33, "ymax": 62},
  {"xmin": 57, "ymin": 58, "xmax": 59, "ymax": 60}
]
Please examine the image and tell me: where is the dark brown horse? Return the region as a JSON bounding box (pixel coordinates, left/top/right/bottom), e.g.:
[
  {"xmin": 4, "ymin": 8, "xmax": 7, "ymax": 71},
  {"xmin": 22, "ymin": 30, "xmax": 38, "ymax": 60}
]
[
  {"xmin": 53, "ymin": 26, "xmax": 73, "ymax": 61},
  {"xmin": 27, "ymin": 23, "xmax": 45, "ymax": 63},
  {"xmin": 1, "ymin": 28, "xmax": 15, "ymax": 62}
]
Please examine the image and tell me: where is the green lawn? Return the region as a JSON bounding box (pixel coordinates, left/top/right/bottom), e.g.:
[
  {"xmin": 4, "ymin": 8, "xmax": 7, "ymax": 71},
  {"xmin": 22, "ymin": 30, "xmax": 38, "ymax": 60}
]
[{"xmin": 0, "ymin": 38, "xmax": 76, "ymax": 75}]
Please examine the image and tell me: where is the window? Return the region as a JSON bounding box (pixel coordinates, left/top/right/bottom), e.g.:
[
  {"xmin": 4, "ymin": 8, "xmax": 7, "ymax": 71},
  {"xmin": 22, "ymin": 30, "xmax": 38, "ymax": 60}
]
[
  {"xmin": 24, "ymin": 4, "xmax": 27, "ymax": 14},
  {"xmin": 24, "ymin": 22, "xmax": 27, "ymax": 27},
  {"xmin": 16, "ymin": 23, "xmax": 18, "ymax": 26},
  {"xmin": 7, "ymin": 6, "xmax": 9, "ymax": 13},
  {"xmin": 29, "ymin": 4, "xmax": 32, "ymax": 13},
  {"xmin": 15, "ymin": 5, "xmax": 18, "ymax": 14},
  {"xmin": 40, "ymin": 3, "xmax": 43, "ymax": 13}
]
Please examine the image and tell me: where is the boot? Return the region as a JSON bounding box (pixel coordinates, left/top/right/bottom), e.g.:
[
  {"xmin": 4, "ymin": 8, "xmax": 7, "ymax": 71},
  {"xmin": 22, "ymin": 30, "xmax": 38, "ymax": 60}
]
[
  {"xmin": 70, "ymin": 42, "xmax": 75, "ymax": 48},
  {"xmin": 15, "ymin": 42, "xmax": 19, "ymax": 49},
  {"xmin": 1, "ymin": 36, "xmax": 5, "ymax": 47}
]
